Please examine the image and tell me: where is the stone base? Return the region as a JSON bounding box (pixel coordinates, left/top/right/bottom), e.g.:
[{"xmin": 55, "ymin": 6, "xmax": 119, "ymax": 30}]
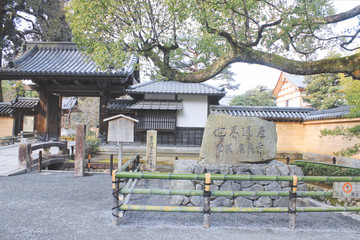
[{"xmin": 170, "ymin": 160, "xmax": 309, "ymax": 208}]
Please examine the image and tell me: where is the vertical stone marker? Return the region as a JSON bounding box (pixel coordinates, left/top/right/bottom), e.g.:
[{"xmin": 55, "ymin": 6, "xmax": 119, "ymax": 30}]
[
  {"xmin": 199, "ymin": 114, "xmax": 277, "ymax": 164},
  {"xmin": 146, "ymin": 130, "xmax": 157, "ymax": 172},
  {"xmin": 75, "ymin": 124, "xmax": 86, "ymax": 177}
]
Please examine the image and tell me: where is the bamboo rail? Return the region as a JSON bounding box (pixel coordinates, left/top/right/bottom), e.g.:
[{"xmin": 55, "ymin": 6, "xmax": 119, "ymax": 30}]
[
  {"xmin": 118, "ymin": 205, "xmax": 360, "ymax": 213},
  {"xmin": 119, "ymin": 188, "xmax": 333, "ymax": 197},
  {"xmin": 115, "ymin": 171, "xmax": 360, "ymax": 182}
]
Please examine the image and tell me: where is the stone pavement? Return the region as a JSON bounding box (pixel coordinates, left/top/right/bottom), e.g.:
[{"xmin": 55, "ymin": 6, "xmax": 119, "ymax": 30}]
[{"xmin": 0, "ymin": 144, "xmax": 24, "ymax": 177}]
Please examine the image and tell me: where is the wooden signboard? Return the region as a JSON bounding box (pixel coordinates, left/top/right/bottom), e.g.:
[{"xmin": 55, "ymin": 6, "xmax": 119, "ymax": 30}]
[
  {"xmin": 104, "ymin": 114, "xmax": 138, "ymax": 168},
  {"xmin": 104, "ymin": 114, "xmax": 138, "ymax": 142}
]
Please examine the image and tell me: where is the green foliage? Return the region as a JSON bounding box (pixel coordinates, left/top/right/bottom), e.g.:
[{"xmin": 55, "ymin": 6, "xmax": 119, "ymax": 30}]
[
  {"xmin": 230, "ymin": 85, "xmax": 275, "ymax": 106},
  {"xmin": 85, "ymin": 136, "xmax": 101, "ymax": 155},
  {"xmin": 1, "ymin": 81, "xmax": 16, "ymax": 102},
  {"xmin": 292, "ymin": 161, "xmax": 360, "ymax": 177},
  {"xmin": 70, "ymin": 97, "xmax": 99, "ymax": 130},
  {"xmin": 321, "ymin": 125, "xmax": 360, "ymax": 157},
  {"xmin": 1, "ymin": 0, "xmax": 72, "ymax": 65},
  {"xmin": 340, "ymin": 75, "xmax": 360, "ymax": 117},
  {"xmin": 303, "ymin": 73, "xmax": 345, "ymax": 110},
  {"xmin": 1, "ymin": 80, "xmax": 38, "ymax": 102},
  {"xmin": 65, "ymin": 0, "xmax": 360, "ymax": 82}
]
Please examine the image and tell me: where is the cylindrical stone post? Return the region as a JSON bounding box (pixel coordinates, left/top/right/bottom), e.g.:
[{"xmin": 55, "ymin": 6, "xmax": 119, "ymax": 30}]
[
  {"xmin": 75, "ymin": 124, "xmax": 86, "ymax": 177},
  {"xmin": 146, "ymin": 130, "xmax": 157, "ymax": 172}
]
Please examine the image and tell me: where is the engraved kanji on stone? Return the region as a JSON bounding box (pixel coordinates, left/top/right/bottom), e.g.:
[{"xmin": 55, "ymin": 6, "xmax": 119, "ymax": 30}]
[
  {"xmin": 224, "ymin": 144, "xmax": 234, "ymax": 155},
  {"xmin": 247, "ymin": 142, "xmax": 255, "ymax": 154},
  {"xmin": 217, "ymin": 143, "xmax": 224, "ymax": 153},
  {"xmin": 257, "ymin": 126, "xmax": 266, "ymax": 139},
  {"xmin": 237, "ymin": 143, "xmax": 245, "ymax": 155},
  {"xmin": 242, "ymin": 126, "xmax": 253, "ymax": 139},
  {"xmin": 213, "ymin": 126, "xmax": 226, "ymax": 137},
  {"xmin": 230, "ymin": 126, "xmax": 240, "ymax": 140},
  {"xmin": 256, "ymin": 142, "xmax": 264, "ymax": 154}
]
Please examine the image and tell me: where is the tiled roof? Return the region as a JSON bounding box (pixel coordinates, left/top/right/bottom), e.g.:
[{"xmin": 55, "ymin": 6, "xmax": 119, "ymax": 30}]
[
  {"xmin": 128, "ymin": 100, "xmax": 183, "ymax": 110},
  {"xmin": 0, "ymin": 103, "xmax": 13, "ymax": 116},
  {"xmin": 62, "ymin": 97, "xmax": 78, "ymax": 110},
  {"xmin": 107, "ymin": 99, "xmax": 134, "ymax": 111},
  {"xmin": 0, "ymin": 42, "xmax": 137, "ymax": 78},
  {"xmin": 304, "ymin": 107, "xmax": 350, "ymax": 121},
  {"xmin": 210, "ymin": 105, "xmax": 313, "ymax": 122},
  {"xmin": 126, "ymin": 81, "xmax": 226, "ymax": 96},
  {"xmin": 284, "ymin": 73, "xmax": 306, "ymax": 88},
  {"xmin": 12, "ymin": 97, "xmax": 39, "ymax": 109}
]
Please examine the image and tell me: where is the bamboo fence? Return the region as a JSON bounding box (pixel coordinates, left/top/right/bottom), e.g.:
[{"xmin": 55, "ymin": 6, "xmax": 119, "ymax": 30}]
[{"xmin": 113, "ymin": 161, "xmax": 360, "ymax": 229}]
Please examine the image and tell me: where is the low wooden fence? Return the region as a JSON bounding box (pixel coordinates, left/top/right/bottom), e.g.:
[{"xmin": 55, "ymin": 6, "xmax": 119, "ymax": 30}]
[
  {"xmin": 0, "ymin": 131, "xmax": 38, "ymax": 146},
  {"xmin": 18, "ymin": 141, "xmax": 69, "ymax": 172},
  {"xmin": 113, "ymin": 169, "xmax": 360, "ymax": 229}
]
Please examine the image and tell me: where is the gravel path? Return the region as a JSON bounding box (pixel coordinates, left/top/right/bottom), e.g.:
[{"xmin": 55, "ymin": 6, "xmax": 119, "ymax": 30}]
[{"xmin": 1, "ymin": 172, "xmax": 360, "ymax": 239}]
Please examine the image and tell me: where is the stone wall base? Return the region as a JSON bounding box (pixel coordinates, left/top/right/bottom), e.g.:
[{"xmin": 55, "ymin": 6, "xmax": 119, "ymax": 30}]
[{"xmin": 170, "ymin": 160, "xmax": 310, "ymax": 208}]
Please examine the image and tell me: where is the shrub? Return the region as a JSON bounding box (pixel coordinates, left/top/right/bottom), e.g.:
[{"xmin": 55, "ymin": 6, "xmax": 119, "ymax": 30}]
[
  {"xmin": 291, "ymin": 161, "xmax": 360, "ymax": 176},
  {"xmin": 85, "ymin": 136, "xmax": 101, "ymax": 155}
]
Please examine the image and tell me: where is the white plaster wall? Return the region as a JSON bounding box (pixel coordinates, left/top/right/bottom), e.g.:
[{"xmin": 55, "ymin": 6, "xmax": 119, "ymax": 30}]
[{"xmin": 177, "ymin": 95, "xmax": 208, "ymax": 128}]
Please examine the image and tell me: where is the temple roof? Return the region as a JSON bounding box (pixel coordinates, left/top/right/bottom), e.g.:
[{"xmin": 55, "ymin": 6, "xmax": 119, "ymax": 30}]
[
  {"xmin": 0, "ymin": 42, "xmax": 137, "ymax": 81},
  {"xmin": 126, "ymin": 81, "xmax": 226, "ymax": 96},
  {"xmin": 210, "ymin": 106, "xmax": 313, "ymax": 122},
  {"xmin": 304, "ymin": 107, "xmax": 351, "ymax": 121},
  {"xmin": 0, "ymin": 103, "xmax": 13, "ymax": 116},
  {"xmin": 283, "ymin": 73, "xmax": 306, "ymax": 88},
  {"xmin": 11, "ymin": 97, "xmax": 39, "ymax": 109},
  {"xmin": 128, "ymin": 100, "xmax": 183, "ymax": 110},
  {"xmin": 210, "ymin": 105, "xmax": 354, "ymax": 122}
]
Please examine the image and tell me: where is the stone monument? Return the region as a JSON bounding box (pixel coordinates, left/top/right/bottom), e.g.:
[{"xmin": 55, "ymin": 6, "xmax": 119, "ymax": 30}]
[
  {"xmin": 170, "ymin": 114, "xmax": 309, "ymax": 208},
  {"xmin": 199, "ymin": 114, "xmax": 277, "ymax": 164}
]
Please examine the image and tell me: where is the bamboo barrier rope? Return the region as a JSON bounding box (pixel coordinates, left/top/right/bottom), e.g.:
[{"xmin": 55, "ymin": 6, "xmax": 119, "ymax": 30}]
[
  {"xmin": 115, "ymin": 172, "xmax": 360, "ymax": 182},
  {"xmin": 119, "ymin": 188, "xmax": 334, "ymax": 197},
  {"xmin": 118, "ymin": 205, "xmax": 360, "ymax": 213}
]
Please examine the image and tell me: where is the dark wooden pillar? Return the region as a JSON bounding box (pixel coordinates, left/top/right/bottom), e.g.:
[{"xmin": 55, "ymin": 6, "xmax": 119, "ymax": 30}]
[
  {"xmin": 47, "ymin": 94, "xmax": 61, "ymax": 140},
  {"xmin": 99, "ymin": 95, "xmax": 110, "ymax": 137},
  {"xmin": 36, "ymin": 92, "xmax": 48, "ymax": 136}
]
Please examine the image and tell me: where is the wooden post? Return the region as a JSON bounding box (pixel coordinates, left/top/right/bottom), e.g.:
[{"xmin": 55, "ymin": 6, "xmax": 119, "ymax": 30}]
[
  {"xmin": 110, "ymin": 154, "xmax": 113, "ymax": 176},
  {"xmin": 71, "ymin": 146, "xmax": 75, "ymax": 160},
  {"xmin": 333, "ymin": 157, "xmax": 336, "ymax": 165},
  {"xmin": 75, "ymin": 124, "xmax": 86, "ymax": 177},
  {"xmin": 38, "ymin": 151, "xmax": 42, "ymax": 172},
  {"xmin": 118, "ymin": 142, "xmax": 123, "ymax": 169},
  {"xmin": 18, "ymin": 143, "xmax": 31, "ymax": 172},
  {"xmin": 289, "ymin": 175, "xmax": 297, "ymax": 230},
  {"xmin": 203, "ymin": 173, "xmax": 211, "ymax": 228},
  {"xmin": 112, "ymin": 171, "xmax": 120, "ymax": 226},
  {"xmin": 286, "ymin": 157, "xmax": 290, "ymax": 165},
  {"xmin": 146, "ymin": 130, "xmax": 157, "ymax": 172},
  {"xmin": 60, "ymin": 140, "xmax": 68, "ymax": 156}
]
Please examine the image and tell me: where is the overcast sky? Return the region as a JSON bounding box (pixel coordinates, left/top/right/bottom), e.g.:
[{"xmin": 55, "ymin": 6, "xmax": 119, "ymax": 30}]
[{"xmin": 207, "ymin": 0, "xmax": 360, "ymax": 96}]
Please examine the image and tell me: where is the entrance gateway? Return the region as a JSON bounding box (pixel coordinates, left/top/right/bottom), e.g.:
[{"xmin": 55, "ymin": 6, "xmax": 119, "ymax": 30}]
[{"xmin": 0, "ymin": 42, "xmax": 139, "ymax": 140}]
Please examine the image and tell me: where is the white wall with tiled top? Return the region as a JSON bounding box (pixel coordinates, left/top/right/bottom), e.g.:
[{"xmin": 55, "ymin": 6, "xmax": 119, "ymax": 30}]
[{"xmin": 176, "ymin": 95, "xmax": 208, "ymax": 128}]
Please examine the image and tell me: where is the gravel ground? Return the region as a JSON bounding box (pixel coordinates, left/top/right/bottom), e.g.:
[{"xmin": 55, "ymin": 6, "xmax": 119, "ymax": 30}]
[{"xmin": 1, "ymin": 172, "xmax": 360, "ymax": 240}]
